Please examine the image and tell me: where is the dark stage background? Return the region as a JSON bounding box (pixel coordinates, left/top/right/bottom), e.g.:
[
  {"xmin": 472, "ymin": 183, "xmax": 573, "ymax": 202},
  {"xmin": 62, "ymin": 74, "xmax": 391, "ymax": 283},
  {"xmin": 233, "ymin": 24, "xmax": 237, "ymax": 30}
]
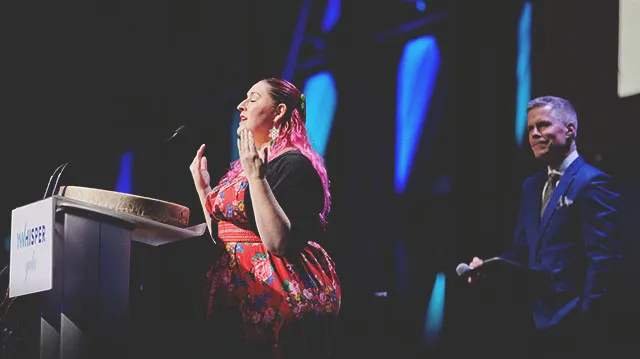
[{"xmin": 1, "ymin": 0, "xmax": 639, "ymax": 358}]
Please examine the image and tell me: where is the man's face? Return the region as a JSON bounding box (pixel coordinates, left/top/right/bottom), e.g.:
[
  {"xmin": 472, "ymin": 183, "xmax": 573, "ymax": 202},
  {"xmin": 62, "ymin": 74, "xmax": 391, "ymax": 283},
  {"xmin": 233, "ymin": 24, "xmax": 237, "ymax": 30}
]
[{"xmin": 527, "ymin": 106, "xmax": 575, "ymax": 162}]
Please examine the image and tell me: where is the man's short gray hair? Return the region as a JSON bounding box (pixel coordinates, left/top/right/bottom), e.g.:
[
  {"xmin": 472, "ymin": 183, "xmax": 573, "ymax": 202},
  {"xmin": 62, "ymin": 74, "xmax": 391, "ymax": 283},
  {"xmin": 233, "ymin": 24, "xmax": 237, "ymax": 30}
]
[{"xmin": 526, "ymin": 96, "xmax": 578, "ymax": 135}]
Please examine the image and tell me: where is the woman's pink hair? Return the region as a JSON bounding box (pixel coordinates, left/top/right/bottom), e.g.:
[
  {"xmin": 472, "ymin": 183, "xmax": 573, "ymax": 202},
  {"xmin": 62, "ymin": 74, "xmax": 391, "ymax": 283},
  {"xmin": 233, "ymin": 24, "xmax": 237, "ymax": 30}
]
[{"xmin": 219, "ymin": 78, "xmax": 331, "ymax": 226}]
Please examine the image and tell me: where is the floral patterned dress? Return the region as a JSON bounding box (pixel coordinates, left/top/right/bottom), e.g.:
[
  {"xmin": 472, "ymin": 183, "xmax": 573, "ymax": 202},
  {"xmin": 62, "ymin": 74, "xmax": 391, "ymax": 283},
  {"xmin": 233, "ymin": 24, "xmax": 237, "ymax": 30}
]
[{"xmin": 204, "ymin": 151, "xmax": 341, "ymax": 358}]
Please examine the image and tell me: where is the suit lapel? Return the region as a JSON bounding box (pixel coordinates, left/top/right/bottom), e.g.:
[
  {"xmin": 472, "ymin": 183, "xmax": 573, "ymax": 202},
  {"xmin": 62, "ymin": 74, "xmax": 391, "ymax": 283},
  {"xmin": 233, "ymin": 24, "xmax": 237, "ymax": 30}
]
[{"xmin": 537, "ymin": 156, "xmax": 585, "ymax": 244}]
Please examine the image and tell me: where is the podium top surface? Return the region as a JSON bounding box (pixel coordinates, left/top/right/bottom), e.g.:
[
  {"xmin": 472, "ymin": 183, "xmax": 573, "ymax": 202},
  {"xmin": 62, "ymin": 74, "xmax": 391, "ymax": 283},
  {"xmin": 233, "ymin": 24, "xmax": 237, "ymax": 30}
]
[
  {"xmin": 58, "ymin": 185, "xmax": 190, "ymax": 228},
  {"xmin": 54, "ymin": 195, "xmax": 207, "ymax": 246}
]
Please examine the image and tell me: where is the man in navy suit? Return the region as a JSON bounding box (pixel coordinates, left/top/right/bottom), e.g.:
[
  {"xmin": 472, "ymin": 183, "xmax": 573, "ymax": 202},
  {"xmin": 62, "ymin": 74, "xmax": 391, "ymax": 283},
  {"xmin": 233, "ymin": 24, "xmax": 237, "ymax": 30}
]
[{"xmin": 467, "ymin": 96, "xmax": 621, "ymax": 357}]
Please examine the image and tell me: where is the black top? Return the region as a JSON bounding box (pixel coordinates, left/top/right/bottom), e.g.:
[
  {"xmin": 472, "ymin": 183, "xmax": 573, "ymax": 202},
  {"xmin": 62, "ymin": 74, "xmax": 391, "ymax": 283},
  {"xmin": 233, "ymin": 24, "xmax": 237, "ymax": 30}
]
[{"xmin": 244, "ymin": 150, "xmax": 325, "ymax": 247}]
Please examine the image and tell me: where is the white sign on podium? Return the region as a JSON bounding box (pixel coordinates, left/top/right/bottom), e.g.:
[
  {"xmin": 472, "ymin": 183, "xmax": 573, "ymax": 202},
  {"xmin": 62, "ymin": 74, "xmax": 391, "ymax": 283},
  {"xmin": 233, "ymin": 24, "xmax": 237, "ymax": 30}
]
[{"xmin": 9, "ymin": 197, "xmax": 54, "ymax": 297}]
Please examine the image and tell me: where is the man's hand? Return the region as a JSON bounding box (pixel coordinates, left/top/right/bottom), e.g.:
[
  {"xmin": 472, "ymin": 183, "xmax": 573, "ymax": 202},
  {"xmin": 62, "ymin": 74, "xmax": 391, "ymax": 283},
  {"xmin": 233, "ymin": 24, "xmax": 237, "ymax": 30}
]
[{"xmin": 468, "ymin": 257, "xmax": 486, "ymax": 284}]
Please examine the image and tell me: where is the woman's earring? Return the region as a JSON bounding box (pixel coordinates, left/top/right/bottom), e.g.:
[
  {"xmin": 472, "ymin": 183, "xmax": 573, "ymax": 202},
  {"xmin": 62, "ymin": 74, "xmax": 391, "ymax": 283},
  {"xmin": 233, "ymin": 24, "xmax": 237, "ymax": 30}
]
[
  {"xmin": 269, "ymin": 127, "xmax": 278, "ymax": 140},
  {"xmin": 269, "ymin": 127, "xmax": 278, "ymax": 145}
]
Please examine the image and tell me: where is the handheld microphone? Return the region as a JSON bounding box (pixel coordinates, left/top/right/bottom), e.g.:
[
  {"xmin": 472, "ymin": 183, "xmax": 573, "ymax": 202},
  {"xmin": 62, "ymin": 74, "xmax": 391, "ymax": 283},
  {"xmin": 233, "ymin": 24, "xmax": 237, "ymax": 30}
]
[
  {"xmin": 42, "ymin": 124, "xmax": 188, "ymax": 198},
  {"xmin": 455, "ymin": 257, "xmax": 530, "ymax": 281},
  {"xmin": 456, "ymin": 262, "xmax": 473, "ymax": 277}
]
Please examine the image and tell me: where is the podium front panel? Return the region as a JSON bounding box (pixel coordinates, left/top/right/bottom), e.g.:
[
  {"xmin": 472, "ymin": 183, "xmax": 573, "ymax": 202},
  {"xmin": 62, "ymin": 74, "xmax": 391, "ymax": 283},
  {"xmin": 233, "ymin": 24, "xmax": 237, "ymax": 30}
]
[{"xmin": 17, "ymin": 196, "xmax": 209, "ymax": 359}]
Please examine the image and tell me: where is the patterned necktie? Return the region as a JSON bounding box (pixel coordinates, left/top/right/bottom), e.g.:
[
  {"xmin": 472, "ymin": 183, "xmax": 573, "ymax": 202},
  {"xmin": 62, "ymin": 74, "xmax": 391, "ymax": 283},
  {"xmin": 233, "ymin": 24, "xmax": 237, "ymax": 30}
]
[{"xmin": 541, "ymin": 172, "xmax": 561, "ymax": 216}]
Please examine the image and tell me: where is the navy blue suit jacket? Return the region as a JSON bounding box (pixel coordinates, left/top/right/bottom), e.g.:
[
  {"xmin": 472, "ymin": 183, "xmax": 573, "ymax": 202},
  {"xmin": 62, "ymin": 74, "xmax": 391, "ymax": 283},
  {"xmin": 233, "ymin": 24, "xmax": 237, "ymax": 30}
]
[{"xmin": 502, "ymin": 156, "xmax": 620, "ymax": 330}]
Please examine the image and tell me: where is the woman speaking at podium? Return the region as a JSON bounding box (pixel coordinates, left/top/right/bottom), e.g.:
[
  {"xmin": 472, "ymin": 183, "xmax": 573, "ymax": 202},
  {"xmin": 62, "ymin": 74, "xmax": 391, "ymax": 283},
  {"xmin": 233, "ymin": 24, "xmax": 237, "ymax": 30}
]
[{"xmin": 190, "ymin": 78, "xmax": 341, "ymax": 358}]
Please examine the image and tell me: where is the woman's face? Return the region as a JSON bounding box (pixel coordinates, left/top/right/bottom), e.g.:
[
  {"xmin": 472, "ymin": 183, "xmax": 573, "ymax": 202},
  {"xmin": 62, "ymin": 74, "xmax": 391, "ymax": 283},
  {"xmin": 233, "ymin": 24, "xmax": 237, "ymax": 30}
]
[{"xmin": 236, "ymin": 81, "xmax": 278, "ymax": 148}]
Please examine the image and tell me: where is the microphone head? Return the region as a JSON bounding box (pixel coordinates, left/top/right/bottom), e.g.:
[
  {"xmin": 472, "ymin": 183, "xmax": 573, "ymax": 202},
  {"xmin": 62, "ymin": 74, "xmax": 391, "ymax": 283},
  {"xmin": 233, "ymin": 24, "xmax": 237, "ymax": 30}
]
[
  {"xmin": 174, "ymin": 125, "xmax": 186, "ymax": 135},
  {"xmin": 456, "ymin": 263, "xmax": 471, "ymax": 277},
  {"xmin": 161, "ymin": 125, "xmax": 187, "ymax": 144}
]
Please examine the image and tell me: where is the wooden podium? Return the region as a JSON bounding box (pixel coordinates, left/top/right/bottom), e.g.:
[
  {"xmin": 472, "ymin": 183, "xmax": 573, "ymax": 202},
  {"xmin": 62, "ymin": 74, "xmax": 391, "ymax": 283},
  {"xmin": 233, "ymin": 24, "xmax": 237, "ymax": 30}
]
[{"xmin": 13, "ymin": 190, "xmax": 210, "ymax": 359}]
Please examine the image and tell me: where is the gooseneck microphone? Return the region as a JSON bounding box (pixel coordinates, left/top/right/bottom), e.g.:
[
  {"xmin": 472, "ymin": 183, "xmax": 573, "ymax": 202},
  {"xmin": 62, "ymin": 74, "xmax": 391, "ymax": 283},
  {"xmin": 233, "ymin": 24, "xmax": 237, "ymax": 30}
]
[
  {"xmin": 49, "ymin": 161, "xmax": 71, "ymax": 199},
  {"xmin": 43, "ymin": 161, "xmax": 71, "ymax": 199},
  {"xmin": 161, "ymin": 125, "xmax": 186, "ymax": 145},
  {"xmin": 42, "ymin": 124, "xmax": 188, "ymax": 198}
]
